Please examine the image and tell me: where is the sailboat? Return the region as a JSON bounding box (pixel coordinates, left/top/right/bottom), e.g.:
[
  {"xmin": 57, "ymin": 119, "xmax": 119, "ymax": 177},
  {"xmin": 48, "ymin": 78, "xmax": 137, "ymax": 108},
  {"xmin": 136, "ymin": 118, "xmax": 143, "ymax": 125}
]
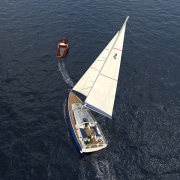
[{"xmin": 67, "ymin": 16, "xmax": 129, "ymax": 153}]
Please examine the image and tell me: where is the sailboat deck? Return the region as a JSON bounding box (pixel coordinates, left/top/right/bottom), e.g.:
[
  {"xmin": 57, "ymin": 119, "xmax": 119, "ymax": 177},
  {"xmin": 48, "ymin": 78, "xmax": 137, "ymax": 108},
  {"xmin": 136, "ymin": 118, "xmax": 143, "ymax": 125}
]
[
  {"xmin": 68, "ymin": 92, "xmax": 106, "ymax": 151},
  {"xmin": 68, "ymin": 92, "xmax": 82, "ymax": 146}
]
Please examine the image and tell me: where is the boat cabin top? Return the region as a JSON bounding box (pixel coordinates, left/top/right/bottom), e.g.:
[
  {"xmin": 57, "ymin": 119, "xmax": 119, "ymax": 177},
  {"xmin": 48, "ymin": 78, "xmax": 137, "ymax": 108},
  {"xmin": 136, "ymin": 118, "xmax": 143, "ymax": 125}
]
[{"xmin": 72, "ymin": 103, "xmax": 97, "ymax": 128}]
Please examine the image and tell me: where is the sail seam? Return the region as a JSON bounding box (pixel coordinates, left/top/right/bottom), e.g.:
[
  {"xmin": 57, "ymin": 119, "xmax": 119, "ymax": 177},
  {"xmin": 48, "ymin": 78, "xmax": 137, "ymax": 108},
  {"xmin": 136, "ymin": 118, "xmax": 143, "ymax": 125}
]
[
  {"xmin": 100, "ymin": 74, "xmax": 117, "ymax": 81},
  {"xmin": 90, "ymin": 67, "xmax": 100, "ymax": 71},
  {"xmin": 113, "ymin": 48, "xmax": 122, "ymax": 51}
]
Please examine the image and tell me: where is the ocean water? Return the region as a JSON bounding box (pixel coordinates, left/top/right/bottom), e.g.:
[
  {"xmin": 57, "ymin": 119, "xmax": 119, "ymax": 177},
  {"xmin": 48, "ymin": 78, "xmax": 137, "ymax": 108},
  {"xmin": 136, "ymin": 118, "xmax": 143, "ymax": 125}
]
[{"xmin": 0, "ymin": 0, "xmax": 180, "ymax": 179}]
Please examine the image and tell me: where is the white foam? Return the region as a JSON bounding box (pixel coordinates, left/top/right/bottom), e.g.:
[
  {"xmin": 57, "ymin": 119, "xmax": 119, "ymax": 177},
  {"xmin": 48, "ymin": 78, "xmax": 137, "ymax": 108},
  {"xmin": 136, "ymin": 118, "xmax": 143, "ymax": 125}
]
[{"xmin": 58, "ymin": 60, "xmax": 74, "ymax": 87}]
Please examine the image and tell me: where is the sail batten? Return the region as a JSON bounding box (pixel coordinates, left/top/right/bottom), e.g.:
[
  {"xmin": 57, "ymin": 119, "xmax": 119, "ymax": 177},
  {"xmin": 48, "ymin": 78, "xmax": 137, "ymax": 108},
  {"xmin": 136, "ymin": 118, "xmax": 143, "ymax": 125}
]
[{"xmin": 73, "ymin": 17, "xmax": 129, "ymax": 118}]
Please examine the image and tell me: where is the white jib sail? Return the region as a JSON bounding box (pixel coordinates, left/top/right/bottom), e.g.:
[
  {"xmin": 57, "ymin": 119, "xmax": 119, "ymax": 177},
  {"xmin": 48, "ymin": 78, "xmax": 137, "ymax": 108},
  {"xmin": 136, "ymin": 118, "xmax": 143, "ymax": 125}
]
[
  {"xmin": 73, "ymin": 16, "xmax": 129, "ymax": 118},
  {"xmin": 73, "ymin": 29, "xmax": 118, "ymax": 96}
]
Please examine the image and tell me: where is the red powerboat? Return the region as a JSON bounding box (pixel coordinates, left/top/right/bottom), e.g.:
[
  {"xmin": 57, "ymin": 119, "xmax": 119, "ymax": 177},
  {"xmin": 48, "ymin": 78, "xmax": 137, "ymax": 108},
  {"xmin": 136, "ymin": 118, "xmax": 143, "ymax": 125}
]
[{"xmin": 57, "ymin": 39, "xmax": 69, "ymax": 58}]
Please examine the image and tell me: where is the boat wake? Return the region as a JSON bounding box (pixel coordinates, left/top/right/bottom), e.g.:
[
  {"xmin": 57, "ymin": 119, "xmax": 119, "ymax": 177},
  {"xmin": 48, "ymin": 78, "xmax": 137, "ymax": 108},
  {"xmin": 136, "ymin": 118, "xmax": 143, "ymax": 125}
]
[
  {"xmin": 78, "ymin": 155, "xmax": 117, "ymax": 180},
  {"xmin": 63, "ymin": 98, "xmax": 67, "ymax": 123},
  {"xmin": 91, "ymin": 156, "xmax": 117, "ymax": 180},
  {"xmin": 58, "ymin": 59, "xmax": 74, "ymax": 88}
]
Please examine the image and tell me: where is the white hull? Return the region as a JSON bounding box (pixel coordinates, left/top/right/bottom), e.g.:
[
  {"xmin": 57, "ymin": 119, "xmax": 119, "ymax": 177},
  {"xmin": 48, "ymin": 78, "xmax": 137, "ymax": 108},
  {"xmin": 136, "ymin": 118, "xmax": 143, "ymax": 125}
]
[{"xmin": 67, "ymin": 92, "xmax": 107, "ymax": 153}]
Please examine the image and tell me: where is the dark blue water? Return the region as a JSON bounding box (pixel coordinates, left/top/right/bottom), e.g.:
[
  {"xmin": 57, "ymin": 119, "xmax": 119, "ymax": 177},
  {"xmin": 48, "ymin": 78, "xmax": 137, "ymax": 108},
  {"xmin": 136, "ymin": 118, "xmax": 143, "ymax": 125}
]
[{"xmin": 0, "ymin": 0, "xmax": 179, "ymax": 179}]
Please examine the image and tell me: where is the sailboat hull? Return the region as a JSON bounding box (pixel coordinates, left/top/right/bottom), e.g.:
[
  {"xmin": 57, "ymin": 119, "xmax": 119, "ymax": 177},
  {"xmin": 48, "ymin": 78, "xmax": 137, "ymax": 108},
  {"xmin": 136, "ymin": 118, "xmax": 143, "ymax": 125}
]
[
  {"xmin": 67, "ymin": 92, "xmax": 83, "ymax": 152},
  {"xmin": 67, "ymin": 92, "xmax": 107, "ymax": 153}
]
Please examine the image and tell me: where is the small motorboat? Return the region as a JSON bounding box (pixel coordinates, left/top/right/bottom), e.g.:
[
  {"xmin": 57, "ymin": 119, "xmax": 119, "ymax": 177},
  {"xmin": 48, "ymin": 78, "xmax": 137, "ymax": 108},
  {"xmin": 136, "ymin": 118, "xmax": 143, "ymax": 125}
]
[{"xmin": 57, "ymin": 39, "xmax": 69, "ymax": 58}]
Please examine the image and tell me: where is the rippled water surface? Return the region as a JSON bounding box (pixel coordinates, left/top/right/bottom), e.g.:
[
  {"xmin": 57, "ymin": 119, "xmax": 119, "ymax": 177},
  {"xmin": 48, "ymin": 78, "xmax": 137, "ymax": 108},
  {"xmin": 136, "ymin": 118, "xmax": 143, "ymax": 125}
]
[{"xmin": 0, "ymin": 0, "xmax": 180, "ymax": 179}]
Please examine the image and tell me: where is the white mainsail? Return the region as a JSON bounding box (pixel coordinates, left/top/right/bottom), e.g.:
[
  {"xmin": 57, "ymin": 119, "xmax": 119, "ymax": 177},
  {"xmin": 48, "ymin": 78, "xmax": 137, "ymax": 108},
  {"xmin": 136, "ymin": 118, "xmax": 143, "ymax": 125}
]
[{"xmin": 73, "ymin": 16, "xmax": 129, "ymax": 118}]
